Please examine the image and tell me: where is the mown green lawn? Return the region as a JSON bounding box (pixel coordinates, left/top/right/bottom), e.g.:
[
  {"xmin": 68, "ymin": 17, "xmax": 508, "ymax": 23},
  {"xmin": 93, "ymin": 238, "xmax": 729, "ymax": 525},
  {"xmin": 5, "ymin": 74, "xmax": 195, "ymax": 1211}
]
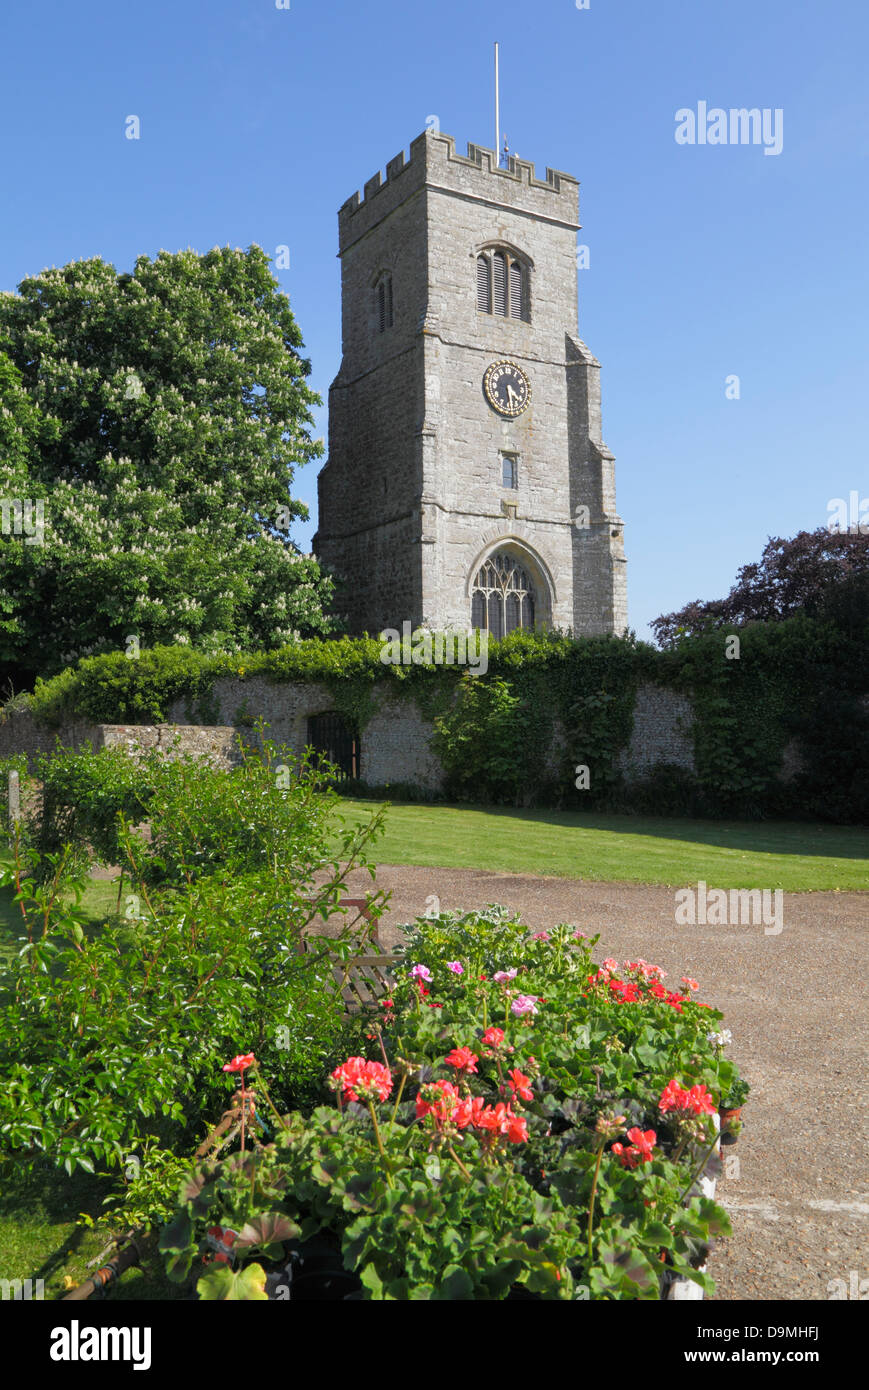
[
  {"xmin": 0, "ymin": 1164, "xmax": 174, "ymax": 1301},
  {"xmin": 336, "ymin": 800, "xmax": 869, "ymax": 892}
]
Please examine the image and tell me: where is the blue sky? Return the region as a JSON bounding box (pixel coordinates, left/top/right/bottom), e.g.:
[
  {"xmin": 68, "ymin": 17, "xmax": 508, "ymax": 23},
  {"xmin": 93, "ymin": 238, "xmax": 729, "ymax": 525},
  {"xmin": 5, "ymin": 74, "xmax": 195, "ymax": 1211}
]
[{"xmin": 2, "ymin": 0, "xmax": 866, "ymax": 641}]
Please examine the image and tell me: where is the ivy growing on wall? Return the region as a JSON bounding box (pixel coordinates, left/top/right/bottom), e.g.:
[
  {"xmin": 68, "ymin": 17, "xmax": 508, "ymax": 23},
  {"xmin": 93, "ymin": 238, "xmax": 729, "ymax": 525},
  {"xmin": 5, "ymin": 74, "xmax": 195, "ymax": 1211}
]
[{"xmin": 6, "ymin": 614, "xmax": 867, "ymax": 821}]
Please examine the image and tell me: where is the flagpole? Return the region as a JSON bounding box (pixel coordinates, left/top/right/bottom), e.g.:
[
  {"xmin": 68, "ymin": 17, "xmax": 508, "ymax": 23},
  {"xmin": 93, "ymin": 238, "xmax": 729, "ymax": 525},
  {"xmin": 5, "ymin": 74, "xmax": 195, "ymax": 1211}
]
[{"xmin": 494, "ymin": 42, "xmax": 500, "ymax": 165}]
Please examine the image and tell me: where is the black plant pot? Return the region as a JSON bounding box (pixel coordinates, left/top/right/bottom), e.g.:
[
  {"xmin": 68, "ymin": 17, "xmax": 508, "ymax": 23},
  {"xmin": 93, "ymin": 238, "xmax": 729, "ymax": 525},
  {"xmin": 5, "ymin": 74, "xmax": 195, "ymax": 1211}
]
[
  {"xmin": 290, "ymin": 1270, "xmax": 362, "ymax": 1300},
  {"xmin": 271, "ymin": 1236, "xmax": 363, "ymax": 1300}
]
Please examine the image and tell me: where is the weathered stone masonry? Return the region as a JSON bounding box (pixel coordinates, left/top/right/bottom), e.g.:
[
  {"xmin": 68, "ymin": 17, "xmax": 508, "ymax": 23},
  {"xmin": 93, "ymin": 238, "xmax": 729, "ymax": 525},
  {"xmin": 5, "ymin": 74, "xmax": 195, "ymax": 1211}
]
[
  {"xmin": 0, "ymin": 684, "xmax": 698, "ymax": 793},
  {"xmin": 315, "ymin": 130, "xmax": 627, "ymax": 639}
]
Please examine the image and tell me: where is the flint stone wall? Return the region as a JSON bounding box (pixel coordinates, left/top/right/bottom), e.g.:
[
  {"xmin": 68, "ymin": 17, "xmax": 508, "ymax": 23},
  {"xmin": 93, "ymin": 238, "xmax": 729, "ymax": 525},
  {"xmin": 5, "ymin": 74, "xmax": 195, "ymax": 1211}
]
[{"xmin": 2, "ymin": 680, "xmax": 702, "ymax": 796}]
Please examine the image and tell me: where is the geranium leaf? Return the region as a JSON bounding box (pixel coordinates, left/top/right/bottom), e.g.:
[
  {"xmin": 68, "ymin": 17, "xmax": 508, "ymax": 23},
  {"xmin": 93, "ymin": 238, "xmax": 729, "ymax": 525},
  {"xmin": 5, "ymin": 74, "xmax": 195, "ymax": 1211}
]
[
  {"xmin": 236, "ymin": 1212, "xmax": 300, "ymax": 1251},
  {"xmin": 197, "ymin": 1262, "xmax": 268, "ymax": 1301}
]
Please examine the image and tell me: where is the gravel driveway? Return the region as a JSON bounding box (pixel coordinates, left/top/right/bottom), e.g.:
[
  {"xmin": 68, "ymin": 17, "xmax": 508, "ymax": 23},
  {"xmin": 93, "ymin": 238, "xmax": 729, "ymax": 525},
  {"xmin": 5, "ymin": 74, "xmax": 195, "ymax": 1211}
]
[{"xmin": 337, "ymin": 863, "xmax": 868, "ymax": 1303}]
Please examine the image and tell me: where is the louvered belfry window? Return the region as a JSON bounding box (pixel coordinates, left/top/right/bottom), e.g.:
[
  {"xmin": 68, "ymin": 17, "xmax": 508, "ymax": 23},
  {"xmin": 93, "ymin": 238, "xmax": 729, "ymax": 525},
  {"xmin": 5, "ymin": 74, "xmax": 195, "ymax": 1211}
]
[
  {"xmin": 476, "ymin": 255, "xmax": 491, "ymax": 313},
  {"xmin": 509, "ymin": 259, "xmax": 523, "ymax": 319},
  {"xmin": 476, "ymin": 248, "xmax": 529, "ymax": 322},
  {"xmin": 493, "ymin": 252, "xmax": 508, "ymax": 316}
]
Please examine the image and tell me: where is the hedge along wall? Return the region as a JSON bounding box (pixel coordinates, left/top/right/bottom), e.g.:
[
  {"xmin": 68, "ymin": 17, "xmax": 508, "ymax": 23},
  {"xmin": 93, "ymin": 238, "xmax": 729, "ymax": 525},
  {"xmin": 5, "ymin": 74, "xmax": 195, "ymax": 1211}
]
[
  {"xmin": 1, "ymin": 620, "xmax": 865, "ymax": 819},
  {"xmin": 0, "ymin": 685, "xmax": 691, "ymax": 799}
]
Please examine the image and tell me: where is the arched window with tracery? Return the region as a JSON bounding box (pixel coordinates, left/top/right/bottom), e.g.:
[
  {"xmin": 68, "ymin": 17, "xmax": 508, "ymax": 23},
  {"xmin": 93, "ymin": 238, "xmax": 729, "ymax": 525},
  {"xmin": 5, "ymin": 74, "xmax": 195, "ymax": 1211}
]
[
  {"xmin": 470, "ymin": 551, "xmax": 537, "ymax": 637},
  {"xmin": 476, "ymin": 248, "xmax": 529, "ymax": 322}
]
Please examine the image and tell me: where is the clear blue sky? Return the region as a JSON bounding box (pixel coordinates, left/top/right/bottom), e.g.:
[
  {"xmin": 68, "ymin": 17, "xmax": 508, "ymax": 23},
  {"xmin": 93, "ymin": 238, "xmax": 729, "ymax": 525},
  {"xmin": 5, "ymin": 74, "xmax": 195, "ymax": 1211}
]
[{"xmin": 2, "ymin": 0, "xmax": 866, "ymax": 641}]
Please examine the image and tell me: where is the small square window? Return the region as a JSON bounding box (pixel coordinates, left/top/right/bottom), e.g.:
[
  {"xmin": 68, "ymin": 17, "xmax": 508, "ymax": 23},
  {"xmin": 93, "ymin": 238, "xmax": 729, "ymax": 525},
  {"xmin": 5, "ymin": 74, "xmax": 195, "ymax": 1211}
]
[{"xmin": 501, "ymin": 453, "xmax": 518, "ymax": 489}]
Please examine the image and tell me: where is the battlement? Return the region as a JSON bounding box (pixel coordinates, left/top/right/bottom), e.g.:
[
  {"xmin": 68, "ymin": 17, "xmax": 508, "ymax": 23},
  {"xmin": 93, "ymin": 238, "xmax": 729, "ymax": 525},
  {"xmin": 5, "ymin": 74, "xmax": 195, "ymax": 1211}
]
[{"xmin": 338, "ymin": 131, "xmax": 579, "ymax": 246}]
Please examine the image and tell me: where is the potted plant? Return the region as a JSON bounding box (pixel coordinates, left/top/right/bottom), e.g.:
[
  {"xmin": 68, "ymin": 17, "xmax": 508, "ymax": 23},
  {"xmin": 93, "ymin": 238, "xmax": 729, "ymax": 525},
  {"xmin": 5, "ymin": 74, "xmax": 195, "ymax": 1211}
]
[
  {"xmin": 158, "ymin": 913, "xmax": 746, "ymax": 1300},
  {"xmin": 718, "ymin": 1076, "xmax": 750, "ymax": 1144}
]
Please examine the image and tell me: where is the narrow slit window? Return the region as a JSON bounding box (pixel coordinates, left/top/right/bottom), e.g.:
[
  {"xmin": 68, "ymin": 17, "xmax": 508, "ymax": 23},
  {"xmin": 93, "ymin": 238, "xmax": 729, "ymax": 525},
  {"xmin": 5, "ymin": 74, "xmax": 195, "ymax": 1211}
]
[
  {"xmin": 501, "ymin": 452, "xmax": 518, "ymax": 488},
  {"xmin": 376, "ymin": 275, "xmax": 393, "ymax": 333}
]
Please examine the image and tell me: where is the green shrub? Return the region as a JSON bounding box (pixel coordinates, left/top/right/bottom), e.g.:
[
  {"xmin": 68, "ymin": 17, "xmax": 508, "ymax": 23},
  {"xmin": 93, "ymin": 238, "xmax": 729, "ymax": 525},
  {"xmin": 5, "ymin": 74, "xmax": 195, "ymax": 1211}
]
[
  {"xmin": 28, "ymin": 742, "xmax": 155, "ymax": 869},
  {"xmin": 432, "ymin": 675, "xmax": 529, "ymax": 805},
  {"xmin": 619, "ymin": 763, "xmax": 711, "ymax": 819},
  {"xmin": 0, "ymin": 736, "xmax": 387, "ymax": 1185}
]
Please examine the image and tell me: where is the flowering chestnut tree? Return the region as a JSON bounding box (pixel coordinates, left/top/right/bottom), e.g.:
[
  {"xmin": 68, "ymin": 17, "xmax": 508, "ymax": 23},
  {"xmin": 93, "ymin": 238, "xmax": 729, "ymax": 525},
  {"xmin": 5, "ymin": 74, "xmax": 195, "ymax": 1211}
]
[{"xmin": 0, "ymin": 246, "xmax": 334, "ymax": 687}]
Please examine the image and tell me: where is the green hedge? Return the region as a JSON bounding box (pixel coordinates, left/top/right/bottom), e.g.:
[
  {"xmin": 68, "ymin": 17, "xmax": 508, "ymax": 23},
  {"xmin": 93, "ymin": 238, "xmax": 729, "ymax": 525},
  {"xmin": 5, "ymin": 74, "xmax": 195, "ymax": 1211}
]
[{"xmin": 7, "ymin": 619, "xmax": 868, "ymax": 822}]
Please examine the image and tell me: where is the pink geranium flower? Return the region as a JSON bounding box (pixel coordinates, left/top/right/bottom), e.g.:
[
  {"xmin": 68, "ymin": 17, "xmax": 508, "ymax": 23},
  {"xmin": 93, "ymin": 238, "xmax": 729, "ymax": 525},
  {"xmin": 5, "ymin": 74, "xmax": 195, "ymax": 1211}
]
[{"xmin": 511, "ymin": 995, "xmax": 538, "ymax": 1017}]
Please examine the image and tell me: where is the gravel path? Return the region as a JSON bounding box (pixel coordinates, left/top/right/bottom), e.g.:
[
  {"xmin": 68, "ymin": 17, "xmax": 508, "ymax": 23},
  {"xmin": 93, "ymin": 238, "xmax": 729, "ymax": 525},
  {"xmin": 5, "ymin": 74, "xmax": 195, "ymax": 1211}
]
[{"xmin": 337, "ymin": 863, "xmax": 868, "ymax": 1303}]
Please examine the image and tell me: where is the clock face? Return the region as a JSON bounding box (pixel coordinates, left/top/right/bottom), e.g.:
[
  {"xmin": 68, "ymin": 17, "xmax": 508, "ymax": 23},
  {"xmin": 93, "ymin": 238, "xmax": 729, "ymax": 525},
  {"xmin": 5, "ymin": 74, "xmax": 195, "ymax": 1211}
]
[{"xmin": 483, "ymin": 360, "xmax": 531, "ymax": 417}]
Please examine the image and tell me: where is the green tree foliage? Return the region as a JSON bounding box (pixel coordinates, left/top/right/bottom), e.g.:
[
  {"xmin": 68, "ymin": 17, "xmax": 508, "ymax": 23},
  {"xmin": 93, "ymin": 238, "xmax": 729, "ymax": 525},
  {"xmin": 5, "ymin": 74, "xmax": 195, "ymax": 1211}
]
[
  {"xmin": 651, "ymin": 527, "xmax": 869, "ymax": 646},
  {"xmin": 0, "ymin": 247, "xmax": 336, "ymax": 688},
  {"xmin": 0, "ymin": 352, "xmax": 60, "ymax": 670}
]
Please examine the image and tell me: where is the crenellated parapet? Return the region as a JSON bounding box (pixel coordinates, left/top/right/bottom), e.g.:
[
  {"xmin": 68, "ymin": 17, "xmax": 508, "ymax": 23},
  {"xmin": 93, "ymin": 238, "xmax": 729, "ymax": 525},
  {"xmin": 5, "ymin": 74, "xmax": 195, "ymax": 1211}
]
[{"xmin": 338, "ymin": 130, "xmax": 580, "ymax": 253}]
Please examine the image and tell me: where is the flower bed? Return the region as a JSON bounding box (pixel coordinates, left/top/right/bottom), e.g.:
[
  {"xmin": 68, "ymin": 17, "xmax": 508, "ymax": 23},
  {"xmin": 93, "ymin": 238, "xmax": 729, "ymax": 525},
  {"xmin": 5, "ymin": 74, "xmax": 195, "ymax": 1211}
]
[{"xmin": 159, "ymin": 908, "xmax": 747, "ymax": 1301}]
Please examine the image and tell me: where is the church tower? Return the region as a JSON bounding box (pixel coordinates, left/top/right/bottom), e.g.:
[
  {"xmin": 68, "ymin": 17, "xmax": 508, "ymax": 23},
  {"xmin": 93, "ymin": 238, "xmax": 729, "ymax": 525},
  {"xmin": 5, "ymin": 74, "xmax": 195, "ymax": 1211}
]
[{"xmin": 314, "ymin": 128, "xmax": 627, "ymax": 638}]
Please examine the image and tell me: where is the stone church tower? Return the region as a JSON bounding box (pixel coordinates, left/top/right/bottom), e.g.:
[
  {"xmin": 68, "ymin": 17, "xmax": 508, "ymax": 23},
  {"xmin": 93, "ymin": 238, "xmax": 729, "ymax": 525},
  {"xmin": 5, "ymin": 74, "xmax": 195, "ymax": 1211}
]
[{"xmin": 314, "ymin": 128, "xmax": 627, "ymax": 638}]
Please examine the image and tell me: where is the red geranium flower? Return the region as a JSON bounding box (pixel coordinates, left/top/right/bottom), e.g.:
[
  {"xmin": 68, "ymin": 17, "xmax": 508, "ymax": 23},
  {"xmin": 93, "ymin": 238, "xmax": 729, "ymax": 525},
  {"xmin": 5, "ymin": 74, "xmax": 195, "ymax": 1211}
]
[
  {"xmin": 612, "ymin": 1128, "xmax": 656, "ymax": 1169},
  {"xmin": 481, "ymin": 1026, "xmax": 505, "ymax": 1048},
  {"xmin": 627, "ymin": 1127, "xmax": 657, "ymax": 1161},
  {"xmin": 223, "ymin": 1053, "xmax": 256, "ymax": 1073},
  {"xmin": 659, "ymin": 1078, "xmax": 689, "ymax": 1112},
  {"xmin": 659, "ymin": 1078, "xmax": 715, "ymax": 1116},
  {"xmin": 609, "ymin": 979, "xmax": 640, "ymax": 1003},
  {"xmin": 329, "ymin": 1056, "xmax": 392, "ymax": 1104},
  {"xmin": 685, "ymin": 1083, "xmax": 716, "ymax": 1115},
  {"xmin": 471, "ymin": 1101, "xmax": 528, "ymax": 1143},
  {"xmin": 445, "ymin": 1045, "xmax": 479, "ymax": 1074},
  {"xmin": 416, "ymin": 1079, "xmax": 461, "ymax": 1125},
  {"xmin": 506, "ymin": 1068, "xmax": 534, "ymax": 1102},
  {"xmin": 503, "ymin": 1110, "xmax": 529, "ymax": 1144}
]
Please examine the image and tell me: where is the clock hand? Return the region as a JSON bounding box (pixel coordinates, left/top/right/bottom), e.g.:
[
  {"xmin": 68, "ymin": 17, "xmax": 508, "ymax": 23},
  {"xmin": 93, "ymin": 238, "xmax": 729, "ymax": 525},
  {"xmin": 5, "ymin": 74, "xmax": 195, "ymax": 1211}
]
[{"xmin": 506, "ymin": 385, "xmax": 518, "ymax": 405}]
